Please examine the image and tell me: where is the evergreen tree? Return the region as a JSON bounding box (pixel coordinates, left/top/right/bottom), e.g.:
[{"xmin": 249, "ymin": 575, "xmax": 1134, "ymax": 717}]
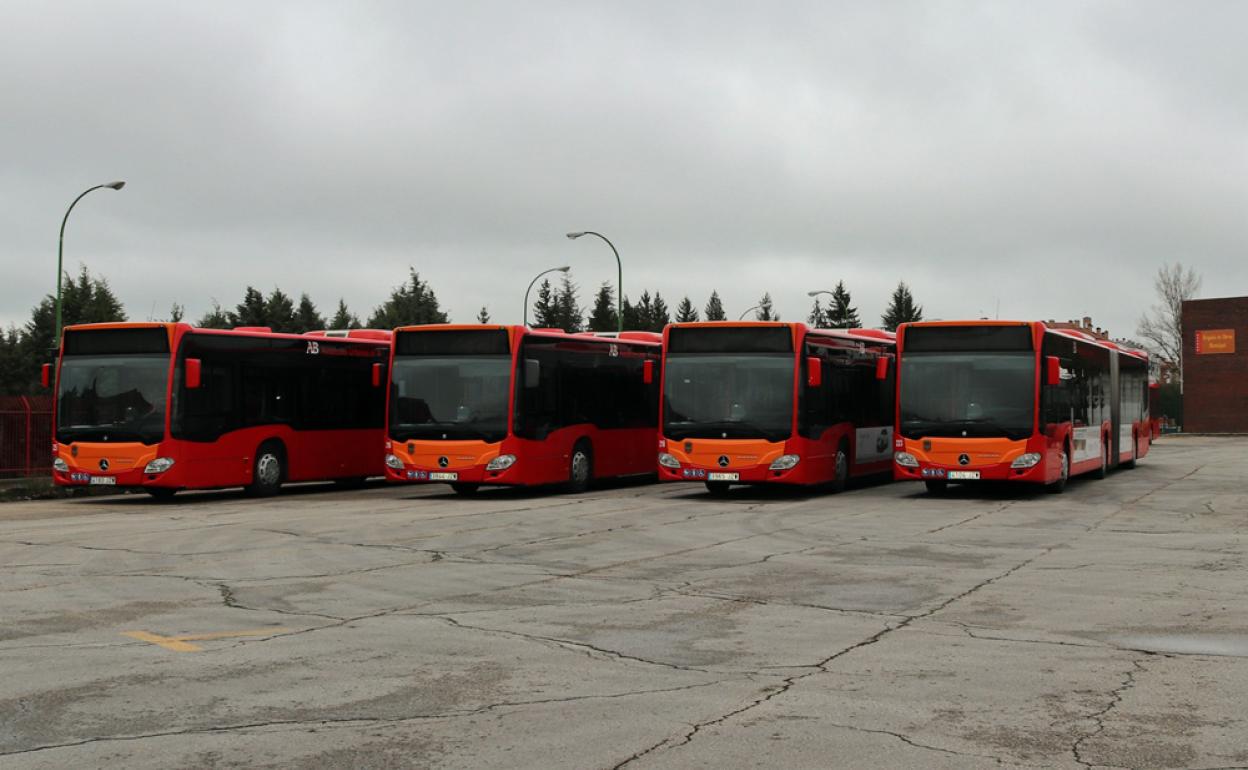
[
  {"xmin": 755, "ymin": 292, "xmax": 778, "ymax": 321},
  {"xmin": 293, "ymin": 293, "xmax": 325, "ymax": 333},
  {"xmin": 675, "ymin": 296, "xmax": 699, "ymax": 323},
  {"xmin": 368, "ymin": 269, "xmax": 449, "ymax": 328},
  {"xmin": 232, "ymin": 287, "xmax": 268, "ymax": 327},
  {"xmin": 825, "ymin": 281, "xmax": 861, "ymax": 328},
  {"xmin": 555, "ymin": 273, "xmax": 583, "ymax": 332},
  {"xmin": 649, "ymin": 292, "xmax": 671, "ymax": 332},
  {"xmin": 17, "ymin": 266, "xmax": 127, "ymax": 393},
  {"xmin": 881, "ymin": 281, "xmax": 923, "ymax": 331},
  {"xmin": 621, "ymin": 295, "xmax": 641, "ymax": 331},
  {"xmin": 476, "ymin": 306, "xmax": 491, "ymax": 324},
  {"xmin": 329, "ymin": 299, "xmax": 361, "ymax": 330},
  {"xmin": 807, "ymin": 298, "xmax": 827, "ymax": 328},
  {"xmin": 169, "ymin": 303, "xmax": 184, "ymax": 323},
  {"xmin": 532, "ymin": 278, "xmax": 557, "ymax": 328},
  {"xmin": 197, "ymin": 300, "xmax": 232, "ymax": 329},
  {"xmin": 0, "ymin": 326, "xmax": 26, "ymax": 395},
  {"xmin": 632, "ymin": 291, "xmax": 656, "ymax": 331},
  {"xmin": 704, "ymin": 290, "xmax": 726, "ymax": 321},
  {"xmin": 264, "ymin": 288, "xmax": 297, "ymax": 333},
  {"xmin": 587, "ymin": 283, "xmax": 618, "ymax": 332}
]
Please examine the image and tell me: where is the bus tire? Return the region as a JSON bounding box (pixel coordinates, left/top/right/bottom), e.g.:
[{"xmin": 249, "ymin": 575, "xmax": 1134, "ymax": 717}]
[
  {"xmin": 1094, "ymin": 441, "xmax": 1108, "ymax": 480},
  {"xmin": 246, "ymin": 441, "xmax": 285, "ymax": 497},
  {"xmin": 146, "ymin": 488, "xmax": 177, "ymax": 501},
  {"xmin": 1122, "ymin": 436, "xmax": 1137, "ymax": 469},
  {"xmin": 567, "ymin": 440, "xmax": 592, "ymax": 493},
  {"xmin": 924, "ymin": 480, "xmax": 947, "ymax": 495},
  {"xmin": 830, "ymin": 441, "xmax": 850, "ymax": 493},
  {"xmin": 451, "ymin": 482, "xmax": 479, "ymax": 496},
  {"xmin": 705, "ymin": 481, "xmax": 730, "ymax": 496},
  {"xmin": 1048, "ymin": 446, "xmax": 1070, "ymax": 494}
]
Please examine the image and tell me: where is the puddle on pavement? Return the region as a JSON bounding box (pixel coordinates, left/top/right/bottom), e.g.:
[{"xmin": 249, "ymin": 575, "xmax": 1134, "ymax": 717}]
[{"xmin": 1109, "ymin": 634, "xmax": 1248, "ymax": 657}]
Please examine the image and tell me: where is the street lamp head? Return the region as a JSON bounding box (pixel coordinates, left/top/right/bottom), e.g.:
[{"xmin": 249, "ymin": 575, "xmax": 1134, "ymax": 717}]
[
  {"xmin": 808, "ymin": 290, "xmax": 832, "ymax": 297},
  {"xmin": 566, "ymin": 232, "xmax": 586, "ymax": 240},
  {"xmin": 557, "ymin": 265, "xmax": 571, "ymax": 272},
  {"xmin": 105, "ymin": 181, "xmax": 126, "ymax": 190}
]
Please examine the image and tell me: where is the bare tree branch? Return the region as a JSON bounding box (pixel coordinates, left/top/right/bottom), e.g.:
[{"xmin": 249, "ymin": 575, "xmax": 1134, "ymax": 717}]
[{"xmin": 1136, "ymin": 262, "xmax": 1201, "ymax": 383}]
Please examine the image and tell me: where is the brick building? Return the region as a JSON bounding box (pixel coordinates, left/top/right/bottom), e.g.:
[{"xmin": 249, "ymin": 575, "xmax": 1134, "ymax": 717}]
[{"xmin": 1183, "ymin": 296, "xmax": 1248, "ymax": 433}]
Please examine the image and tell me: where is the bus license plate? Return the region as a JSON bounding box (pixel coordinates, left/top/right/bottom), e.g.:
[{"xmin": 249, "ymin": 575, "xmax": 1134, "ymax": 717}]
[
  {"xmin": 707, "ymin": 472, "xmax": 739, "ymax": 481},
  {"xmin": 948, "ymin": 470, "xmax": 980, "ymax": 480},
  {"xmin": 89, "ymin": 476, "xmax": 117, "ymax": 486},
  {"xmin": 430, "ymin": 472, "xmax": 458, "ymax": 481}
]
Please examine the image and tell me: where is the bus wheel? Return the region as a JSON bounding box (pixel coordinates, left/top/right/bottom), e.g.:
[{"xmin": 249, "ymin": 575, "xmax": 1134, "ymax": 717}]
[
  {"xmin": 567, "ymin": 440, "xmax": 592, "ymax": 493},
  {"xmin": 247, "ymin": 442, "xmax": 285, "ymax": 497},
  {"xmin": 1048, "ymin": 447, "xmax": 1070, "ymax": 494},
  {"xmin": 1094, "ymin": 443, "xmax": 1108, "ymax": 480},
  {"xmin": 1122, "ymin": 437, "xmax": 1137, "ymax": 469},
  {"xmin": 830, "ymin": 442, "xmax": 850, "ymax": 493},
  {"xmin": 451, "ymin": 482, "xmax": 479, "ymax": 496},
  {"xmin": 924, "ymin": 480, "xmax": 947, "ymax": 495},
  {"xmin": 705, "ymin": 481, "xmax": 730, "ymax": 496},
  {"xmin": 146, "ymin": 488, "xmax": 177, "ymax": 501}
]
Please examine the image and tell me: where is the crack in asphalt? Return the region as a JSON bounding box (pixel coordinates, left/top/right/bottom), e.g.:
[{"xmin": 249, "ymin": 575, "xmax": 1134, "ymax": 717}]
[{"xmin": 1070, "ymin": 658, "xmax": 1149, "ymax": 769}]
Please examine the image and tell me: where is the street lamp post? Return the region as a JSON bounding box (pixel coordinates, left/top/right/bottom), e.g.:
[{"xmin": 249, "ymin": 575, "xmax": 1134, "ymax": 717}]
[
  {"xmin": 738, "ymin": 306, "xmax": 761, "ymax": 321},
  {"xmin": 566, "ymin": 231, "xmax": 622, "ymax": 334},
  {"xmin": 56, "ymin": 181, "xmax": 126, "ymax": 346},
  {"xmin": 524, "ymin": 266, "xmax": 571, "ymax": 327}
]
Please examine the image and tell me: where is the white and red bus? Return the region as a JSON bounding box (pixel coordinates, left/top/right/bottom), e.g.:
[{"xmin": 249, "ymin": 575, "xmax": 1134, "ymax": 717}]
[
  {"xmin": 384, "ymin": 325, "xmax": 662, "ymax": 494},
  {"xmin": 49, "ymin": 323, "xmax": 391, "ymax": 499},
  {"xmin": 656, "ymin": 322, "xmax": 896, "ymax": 494},
  {"xmin": 893, "ymin": 320, "xmax": 1151, "ymax": 493}
]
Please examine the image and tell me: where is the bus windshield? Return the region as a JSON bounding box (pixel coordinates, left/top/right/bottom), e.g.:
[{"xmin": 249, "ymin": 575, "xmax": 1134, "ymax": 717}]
[
  {"xmin": 56, "ymin": 355, "xmax": 169, "ymax": 444},
  {"xmin": 664, "ymin": 354, "xmax": 794, "ymax": 442},
  {"xmin": 900, "ymin": 352, "xmax": 1035, "ymax": 440},
  {"xmin": 390, "ymin": 356, "xmax": 511, "ymax": 443}
]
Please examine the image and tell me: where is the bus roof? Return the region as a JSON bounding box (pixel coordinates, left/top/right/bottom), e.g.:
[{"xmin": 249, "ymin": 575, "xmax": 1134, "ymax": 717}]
[
  {"xmin": 664, "ymin": 321, "xmax": 894, "ymax": 347},
  {"xmin": 392, "ymin": 324, "xmax": 662, "ymax": 348},
  {"xmin": 61, "ymin": 322, "xmax": 391, "ymax": 348},
  {"xmin": 898, "ymin": 320, "xmax": 1148, "ymax": 361}
]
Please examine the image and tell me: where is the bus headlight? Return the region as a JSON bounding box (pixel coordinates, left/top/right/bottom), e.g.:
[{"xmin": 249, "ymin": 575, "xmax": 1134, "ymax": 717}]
[
  {"xmin": 385, "ymin": 453, "xmax": 404, "ymax": 470},
  {"xmin": 1010, "ymin": 453, "xmax": 1042, "ymax": 469},
  {"xmin": 143, "ymin": 457, "xmax": 175, "ymax": 474},
  {"xmin": 894, "ymin": 452, "xmax": 919, "ymax": 468},
  {"xmin": 657, "ymin": 452, "xmax": 680, "ymax": 469},
  {"xmin": 53, "ymin": 457, "xmax": 69, "ymax": 472},
  {"xmin": 486, "ymin": 454, "xmax": 516, "ymax": 471},
  {"xmin": 769, "ymin": 454, "xmax": 800, "ymax": 470}
]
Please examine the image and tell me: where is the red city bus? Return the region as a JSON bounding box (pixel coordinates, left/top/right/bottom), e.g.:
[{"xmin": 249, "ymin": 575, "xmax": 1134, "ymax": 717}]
[
  {"xmin": 657, "ymin": 322, "xmax": 896, "ymax": 494},
  {"xmin": 384, "ymin": 325, "xmax": 662, "ymax": 494},
  {"xmin": 893, "ymin": 320, "xmax": 1151, "ymax": 493},
  {"xmin": 48, "ymin": 323, "xmax": 391, "ymax": 499}
]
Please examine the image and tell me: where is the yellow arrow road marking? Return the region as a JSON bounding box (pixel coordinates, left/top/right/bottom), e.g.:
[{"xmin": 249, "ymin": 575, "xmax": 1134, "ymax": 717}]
[{"xmin": 123, "ymin": 627, "xmax": 288, "ymax": 652}]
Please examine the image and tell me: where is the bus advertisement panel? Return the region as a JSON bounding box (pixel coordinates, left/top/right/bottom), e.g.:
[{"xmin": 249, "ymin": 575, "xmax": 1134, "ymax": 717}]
[
  {"xmin": 893, "ymin": 320, "xmax": 1150, "ymax": 493},
  {"xmin": 384, "ymin": 325, "xmax": 662, "ymax": 494},
  {"xmin": 657, "ymin": 322, "xmax": 895, "ymax": 494},
  {"xmin": 50, "ymin": 323, "xmax": 391, "ymax": 499}
]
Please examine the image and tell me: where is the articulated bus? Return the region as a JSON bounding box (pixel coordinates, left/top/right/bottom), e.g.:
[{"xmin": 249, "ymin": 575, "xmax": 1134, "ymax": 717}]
[
  {"xmin": 893, "ymin": 321, "xmax": 1150, "ymax": 493},
  {"xmin": 657, "ymin": 322, "xmax": 896, "ymax": 493},
  {"xmin": 384, "ymin": 325, "xmax": 662, "ymax": 494},
  {"xmin": 49, "ymin": 323, "xmax": 391, "ymax": 499}
]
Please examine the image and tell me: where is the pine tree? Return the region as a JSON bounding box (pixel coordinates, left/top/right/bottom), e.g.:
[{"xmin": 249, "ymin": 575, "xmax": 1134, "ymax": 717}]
[
  {"xmin": 532, "ymin": 279, "xmax": 556, "ymax": 328},
  {"xmin": 0, "ymin": 326, "xmax": 27, "ymax": 395},
  {"xmin": 264, "ymin": 288, "xmax": 297, "ymax": 333},
  {"xmin": 587, "ymin": 283, "xmax": 618, "ymax": 332},
  {"xmin": 881, "ymin": 281, "xmax": 923, "ymax": 331},
  {"xmin": 755, "ymin": 292, "xmax": 778, "ymax": 321},
  {"xmin": 18, "ymin": 266, "xmax": 127, "ymax": 392},
  {"xmin": 555, "ymin": 273, "xmax": 583, "ymax": 332},
  {"xmin": 633, "ymin": 291, "xmax": 656, "ymax": 331},
  {"xmin": 825, "ymin": 281, "xmax": 860, "ymax": 328},
  {"xmin": 704, "ymin": 290, "xmax": 726, "ymax": 321},
  {"xmin": 621, "ymin": 295, "xmax": 642, "ymax": 331},
  {"xmin": 329, "ymin": 299, "xmax": 361, "ymax": 330},
  {"xmin": 232, "ymin": 287, "xmax": 268, "ymax": 327},
  {"xmin": 197, "ymin": 300, "xmax": 232, "ymax": 329},
  {"xmin": 649, "ymin": 292, "xmax": 671, "ymax": 332},
  {"xmin": 367, "ymin": 269, "xmax": 449, "ymax": 328},
  {"xmin": 675, "ymin": 296, "xmax": 699, "ymax": 323},
  {"xmin": 476, "ymin": 306, "xmax": 491, "ymax": 324},
  {"xmin": 807, "ymin": 298, "xmax": 826, "ymax": 328},
  {"xmin": 294, "ymin": 293, "xmax": 325, "ymax": 333}
]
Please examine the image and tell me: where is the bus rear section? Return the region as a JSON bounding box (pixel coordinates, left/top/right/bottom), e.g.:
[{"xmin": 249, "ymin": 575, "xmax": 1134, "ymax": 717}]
[
  {"xmin": 657, "ymin": 322, "xmax": 895, "ymax": 494},
  {"xmin": 893, "ymin": 321, "xmax": 1148, "ymax": 493},
  {"xmin": 384, "ymin": 325, "xmax": 661, "ymax": 494},
  {"xmin": 51, "ymin": 323, "xmax": 390, "ymax": 499}
]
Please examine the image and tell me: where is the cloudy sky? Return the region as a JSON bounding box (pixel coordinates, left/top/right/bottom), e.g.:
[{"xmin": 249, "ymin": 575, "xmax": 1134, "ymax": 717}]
[{"xmin": 3, "ymin": 1, "xmax": 1245, "ymax": 338}]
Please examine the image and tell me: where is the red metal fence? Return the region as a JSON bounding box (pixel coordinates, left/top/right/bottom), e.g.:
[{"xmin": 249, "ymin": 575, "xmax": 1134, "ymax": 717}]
[{"xmin": 0, "ymin": 396, "xmax": 53, "ymax": 479}]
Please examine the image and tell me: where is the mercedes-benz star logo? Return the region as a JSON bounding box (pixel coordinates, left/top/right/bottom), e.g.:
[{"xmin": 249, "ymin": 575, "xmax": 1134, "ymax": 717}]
[
  {"xmin": 958, "ymin": 453, "xmax": 970, "ymax": 466},
  {"xmin": 717, "ymin": 455, "xmax": 729, "ymax": 468},
  {"xmin": 437, "ymin": 456, "xmax": 449, "ymax": 468},
  {"xmin": 99, "ymin": 458, "xmax": 110, "ymax": 471}
]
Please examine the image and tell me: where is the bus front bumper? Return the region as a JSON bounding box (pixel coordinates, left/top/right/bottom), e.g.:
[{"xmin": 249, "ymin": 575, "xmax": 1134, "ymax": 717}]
[
  {"xmin": 893, "ymin": 459, "xmax": 1046, "ymax": 483},
  {"xmin": 658, "ymin": 462, "xmax": 801, "ymax": 485}
]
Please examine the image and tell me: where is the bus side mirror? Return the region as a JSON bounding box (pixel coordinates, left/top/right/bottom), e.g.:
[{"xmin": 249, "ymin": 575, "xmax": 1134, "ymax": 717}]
[
  {"xmin": 875, "ymin": 357, "xmax": 889, "ymax": 381},
  {"xmin": 806, "ymin": 357, "xmax": 822, "ymax": 387},
  {"xmin": 1046, "ymin": 356, "xmax": 1061, "ymax": 386},
  {"xmin": 371, "ymin": 362, "xmax": 383, "ymax": 388},
  {"xmin": 41, "ymin": 363, "xmax": 51, "ymax": 389},
  {"xmin": 524, "ymin": 359, "xmax": 540, "ymax": 388},
  {"xmin": 643, "ymin": 359, "xmax": 655, "ymax": 384},
  {"xmin": 186, "ymin": 358, "xmax": 203, "ymax": 390}
]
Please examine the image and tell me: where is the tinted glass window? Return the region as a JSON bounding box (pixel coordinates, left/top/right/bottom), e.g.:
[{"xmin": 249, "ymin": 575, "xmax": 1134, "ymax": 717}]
[
  {"xmin": 667, "ymin": 326, "xmax": 792, "ymax": 354},
  {"xmin": 56, "ymin": 355, "xmax": 169, "ymax": 444},
  {"xmin": 390, "ymin": 356, "xmax": 511, "ymax": 443},
  {"xmin": 799, "ymin": 343, "xmax": 893, "ymax": 438},
  {"xmin": 663, "ymin": 354, "xmax": 793, "ymax": 441},
  {"xmin": 900, "ymin": 352, "xmax": 1035, "ymax": 440},
  {"xmin": 395, "ymin": 329, "xmax": 509, "ymax": 356},
  {"xmin": 903, "ymin": 325, "xmax": 1032, "ymax": 353},
  {"xmin": 63, "ymin": 327, "xmax": 169, "ymax": 356}
]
